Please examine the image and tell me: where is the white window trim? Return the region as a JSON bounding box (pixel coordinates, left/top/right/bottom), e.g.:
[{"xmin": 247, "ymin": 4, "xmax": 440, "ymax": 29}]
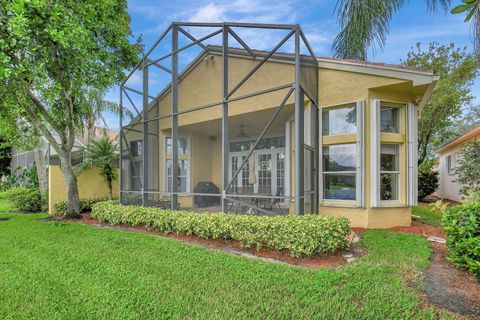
[
  {"xmin": 319, "ymin": 100, "xmax": 365, "ymax": 206},
  {"xmin": 407, "ymin": 103, "xmax": 418, "ymax": 206},
  {"xmin": 321, "ymin": 103, "xmax": 358, "ymax": 137},
  {"xmin": 356, "ymin": 100, "xmax": 365, "ymax": 207},
  {"xmin": 371, "ymin": 99, "xmax": 381, "ymax": 207},
  {"xmin": 379, "ymin": 171, "xmax": 401, "ymax": 203},
  {"xmin": 163, "ymin": 137, "xmax": 191, "ymax": 194}
]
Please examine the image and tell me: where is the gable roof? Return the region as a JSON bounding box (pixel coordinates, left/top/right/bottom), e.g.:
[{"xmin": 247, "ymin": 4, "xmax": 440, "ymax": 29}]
[
  {"xmin": 434, "ymin": 125, "xmax": 480, "ymax": 154},
  {"xmin": 127, "ymin": 45, "xmax": 438, "ymax": 125},
  {"xmin": 205, "ymin": 45, "xmax": 437, "ymax": 85}
]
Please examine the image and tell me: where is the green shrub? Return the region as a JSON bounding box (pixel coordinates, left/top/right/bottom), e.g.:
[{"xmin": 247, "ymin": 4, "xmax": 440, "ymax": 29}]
[
  {"xmin": 53, "ymin": 197, "xmax": 116, "ymax": 216},
  {"xmin": 418, "ymin": 159, "xmax": 439, "ymax": 201},
  {"xmin": 91, "ymin": 201, "xmax": 351, "ymax": 257},
  {"xmin": 5, "ymin": 187, "xmax": 43, "ymax": 212},
  {"xmin": 442, "ymin": 202, "xmax": 480, "ymax": 278}
]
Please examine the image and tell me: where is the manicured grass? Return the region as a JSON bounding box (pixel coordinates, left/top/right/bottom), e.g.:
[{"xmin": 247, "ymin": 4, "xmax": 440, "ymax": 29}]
[
  {"xmin": 0, "ymin": 200, "xmax": 455, "ymax": 319},
  {"xmin": 412, "ymin": 205, "xmax": 444, "ymax": 226}
]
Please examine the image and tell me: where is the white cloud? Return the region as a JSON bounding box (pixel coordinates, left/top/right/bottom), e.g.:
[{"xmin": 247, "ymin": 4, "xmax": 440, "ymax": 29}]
[{"xmin": 189, "ymin": 3, "xmax": 226, "ymax": 22}]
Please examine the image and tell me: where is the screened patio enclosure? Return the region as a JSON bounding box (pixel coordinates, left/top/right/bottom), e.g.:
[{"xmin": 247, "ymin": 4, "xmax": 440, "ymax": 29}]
[{"xmin": 120, "ymin": 22, "xmax": 318, "ymax": 215}]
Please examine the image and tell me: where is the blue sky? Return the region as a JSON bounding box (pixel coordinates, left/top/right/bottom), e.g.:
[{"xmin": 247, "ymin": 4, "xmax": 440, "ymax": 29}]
[{"xmin": 104, "ymin": 0, "xmax": 478, "ymax": 129}]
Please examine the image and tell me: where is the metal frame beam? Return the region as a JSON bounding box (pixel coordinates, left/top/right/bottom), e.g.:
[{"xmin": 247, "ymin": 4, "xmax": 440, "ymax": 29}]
[
  {"xmin": 178, "ymin": 26, "xmax": 209, "ymax": 52},
  {"xmin": 147, "ymin": 29, "xmax": 222, "ymax": 67},
  {"xmin": 294, "ymin": 27, "xmax": 304, "ymax": 215},
  {"xmin": 228, "ymin": 28, "xmax": 256, "ymax": 58},
  {"xmin": 120, "ymin": 22, "xmax": 318, "ymax": 216},
  {"xmin": 171, "ymin": 25, "xmax": 179, "ymax": 209},
  {"xmin": 226, "ymin": 87, "xmax": 294, "ymax": 191},
  {"xmin": 227, "ymin": 30, "xmax": 294, "ymax": 99},
  {"xmin": 221, "ymin": 24, "xmax": 229, "ymax": 212},
  {"xmin": 142, "ymin": 59, "xmax": 149, "ymax": 205}
]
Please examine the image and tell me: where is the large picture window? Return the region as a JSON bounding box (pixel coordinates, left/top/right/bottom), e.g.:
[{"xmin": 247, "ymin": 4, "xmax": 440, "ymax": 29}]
[
  {"xmin": 380, "ymin": 144, "xmax": 400, "ymax": 201},
  {"xmin": 322, "ymin": 105, "xmax": 356, "ymax": 136},
  {"xmin": 165, "ymin": 137, "xmax": 189, "ymax": 193},
  {"xmin": 323, "ymin": 144, "xmax": 356, "ymax": 200}
]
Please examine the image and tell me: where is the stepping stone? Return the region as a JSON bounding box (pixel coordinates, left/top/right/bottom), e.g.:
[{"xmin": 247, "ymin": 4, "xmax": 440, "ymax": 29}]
[
  {"xmin": 427, "ymin": 236, "xmax": 446, "ymax": 244},
  {"xmin": 352, "ymin": 234, "xmax": 361, "ymax": 243}
]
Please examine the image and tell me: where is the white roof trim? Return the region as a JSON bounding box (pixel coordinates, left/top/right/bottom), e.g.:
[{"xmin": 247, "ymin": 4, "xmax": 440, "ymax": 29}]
[{"xmin": 317, "ymin": 59, "xmax": 438, "ymax": 86}]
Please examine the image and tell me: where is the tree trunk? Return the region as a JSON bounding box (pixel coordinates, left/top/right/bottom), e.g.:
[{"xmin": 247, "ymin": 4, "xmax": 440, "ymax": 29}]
[
  {"xmin": 58, "ymin": 153, "xmax": 80, "ymax": 218},
  {"xmin": 87, "ymin": 116, "xmax": 95, "ymax": 144},
  {"xmin": 108, "ymin": 179, "xmax": 112, "ymax": 200},
  {"xmin": 33, "ymin": 139, "xmax": 48, "ymax": 210}
]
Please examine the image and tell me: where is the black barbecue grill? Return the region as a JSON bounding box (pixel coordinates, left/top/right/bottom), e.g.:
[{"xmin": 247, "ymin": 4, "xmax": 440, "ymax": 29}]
[{"xmin": 193, "ymin": 182, "xmax": 220, "ymax": 207}]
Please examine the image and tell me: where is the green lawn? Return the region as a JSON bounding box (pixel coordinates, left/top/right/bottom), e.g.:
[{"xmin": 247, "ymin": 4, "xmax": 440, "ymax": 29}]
[
  {"xmin": 412, "ymin": 205, "xmax": 444, "ymax": 226},
  {"xmin": 0, "ymin": 199, "xmax": 455, "ymax": 319}
]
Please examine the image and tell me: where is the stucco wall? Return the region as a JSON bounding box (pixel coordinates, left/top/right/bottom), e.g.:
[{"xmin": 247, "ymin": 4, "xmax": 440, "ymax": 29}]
[
  {"xmin": 48, "ymin": 165, "xmax": 119, "ymax": 214},
  {"xmin": 122, "ymin": 53, "xmax": 434, "ymax": 228},
  {"xmin": 436, "ymin": 133, "xmax": 480, "ymax": 202}
]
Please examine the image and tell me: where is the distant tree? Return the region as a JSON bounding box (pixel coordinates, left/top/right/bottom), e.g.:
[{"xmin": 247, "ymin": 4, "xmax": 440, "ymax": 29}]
[
  {"xmin": 455, "ymin": 140, "xmax": 480, "ymax": 196},
  {"xmin": 401, "ymin": 42, "xmax": 478, "ymax": 165},
  {"xmin": 77, "ymin": 138, "xmax": 118, "ymax": 200},
  {"xmin": 0, "ymin": 0, "xmax": 141, "ymax": 217},
  {"xmin": 0, "ymin": 136, "xmax": 11, "ymax": 178},
  {"xmin": 432, "ymin": 104, "xmax": 480, "ymax": 156}
]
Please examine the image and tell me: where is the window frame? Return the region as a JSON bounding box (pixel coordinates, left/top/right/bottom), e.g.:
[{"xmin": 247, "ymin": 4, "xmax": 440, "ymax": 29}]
[
  {"xmin": 380, "ymin": 104, "xmax": 400, "ymax": 133},
  {"xmin": 130, "ymin": 140, "xmax": 143, "ymax": 157},
  {"xmin": 446, "ymin": 154, "xmax": 456, "ymax": 175},
  {"xmin": 379, "ymin": 143, "xmax": 401, "ymax": 202},
  {"xmin": 321, "ymin": 103, "xmax": 357, "ymax": 137},
  {"xmin": 322, "ymin": 143, "xmax": 357, "ymax": 202},
  {"xmin": 319, "ymin": 100, "xmax": 364, "ymax": 207},
  {"xmin": 163, "ymin": 136, "xmax": 191, "ymax": 194}
]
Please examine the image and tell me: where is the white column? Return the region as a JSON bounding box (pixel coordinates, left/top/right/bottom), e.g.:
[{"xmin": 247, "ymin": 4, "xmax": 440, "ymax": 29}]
[
  {"xmin": 370, "ymin": 99, "xmax": 381, "ymax": 207},
  {"xmin": 407, "ymin": 103, "xmax": 418, "ymax": 206},
  {"xmin": 318, "ymin": 106, "xmax": 323, "ymax": 204},
  {"xmin": 356, "ymin": 100, "xmax": 365, "ymax": 208}
]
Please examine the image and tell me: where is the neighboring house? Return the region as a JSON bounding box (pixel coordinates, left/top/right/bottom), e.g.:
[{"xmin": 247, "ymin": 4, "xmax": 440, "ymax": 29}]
[
  {"xmin": 434, "ymin": 125, "xmax": 480, "ymax": 202},
  {"xmin": 10, "ymin": 127, "xmax": 118, "ymax": 181},
  {"xmin": 120, "ymin": 23, "xmax": 438, "ymax": 228}
]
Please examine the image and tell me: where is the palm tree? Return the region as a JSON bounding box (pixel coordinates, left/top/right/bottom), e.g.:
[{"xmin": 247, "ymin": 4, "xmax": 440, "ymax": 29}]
[
  {"xmin": 77, "ymin": 138, "xmax": 118, "ymax": 200},
  {"xmin": 331, "ymin": 0, "xmax": 480, "ymax": 60},
  {"xmin": 82, "ymin": 88, "xmax": 120, "ymax": 144}
]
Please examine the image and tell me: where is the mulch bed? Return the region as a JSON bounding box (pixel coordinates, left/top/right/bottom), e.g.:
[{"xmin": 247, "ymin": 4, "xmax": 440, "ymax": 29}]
[{"xmin": 44, "ymin": 213, "xmax": 361, "ymax": 269}]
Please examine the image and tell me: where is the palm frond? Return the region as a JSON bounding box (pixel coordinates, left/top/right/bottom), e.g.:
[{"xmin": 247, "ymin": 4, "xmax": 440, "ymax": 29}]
[
  {"xmin": 474, "ymin": 9, "xmax": 480, "ymax": 61},
  {"xmin": 332, "ymin": 0, "xmax": 404, "ymax": 60},
  {"xmin": 426, "ymin": 0, "xmax": 452, "ymax": 13}
]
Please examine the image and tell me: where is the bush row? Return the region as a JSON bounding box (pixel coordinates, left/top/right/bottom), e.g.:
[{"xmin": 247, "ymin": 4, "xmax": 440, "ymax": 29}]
[
  {"xmin": 53, "ymin": 197, "xmax": 116, "ymax": 216},
  {"xmin": 92, "ymin": 201, "xmax": 351, "ymax": 257},
  {"xmin": 5, "ymin": 187, "xmax": 43, "ymax": 212},
  {"xmin": 442, "ymin": 202, "xmax": 480, "ymax": 278}
]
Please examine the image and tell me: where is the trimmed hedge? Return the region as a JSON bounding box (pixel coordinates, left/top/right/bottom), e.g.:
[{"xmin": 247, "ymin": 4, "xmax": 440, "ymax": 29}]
[
  {"xmin": 53, "ymin": 197, "xmax": 117, "ymax": 216},
  {"xmin": 5, "ymin": 187, "xmax": 43, "ymax": 212},
  {"xmin": 442, "ymin": 202, "xmax": 480, "ymax": 278},
  {"xmin": 92, "ymin": 201, "xmax": 351, "ymax": 257}
]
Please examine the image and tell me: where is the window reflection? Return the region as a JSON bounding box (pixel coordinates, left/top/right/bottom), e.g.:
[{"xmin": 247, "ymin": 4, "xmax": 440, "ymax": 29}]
[
  {"xmin": 322, "ymin": 106, "xmax": 356, "ymax": 136},
  {"xmin": 380, "ymin": 106, "xmax": 399, "ymax": 133},
  {"xmin": 323, "ymin": 144, "xmax": 356, "ymax": 200},
  {"xmin": 323, "ymin": 144, "xmax": 356, "ymax": 171},
  {"xmin": 380, "ymin": 144, "xmax": 400, "ymax": 201}
]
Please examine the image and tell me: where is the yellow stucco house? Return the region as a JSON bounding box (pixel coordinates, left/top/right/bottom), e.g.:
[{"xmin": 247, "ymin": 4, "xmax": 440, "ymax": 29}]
[{"xmin": 119, "ymin": 22, "xmax": 438, "ymax": 228}]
